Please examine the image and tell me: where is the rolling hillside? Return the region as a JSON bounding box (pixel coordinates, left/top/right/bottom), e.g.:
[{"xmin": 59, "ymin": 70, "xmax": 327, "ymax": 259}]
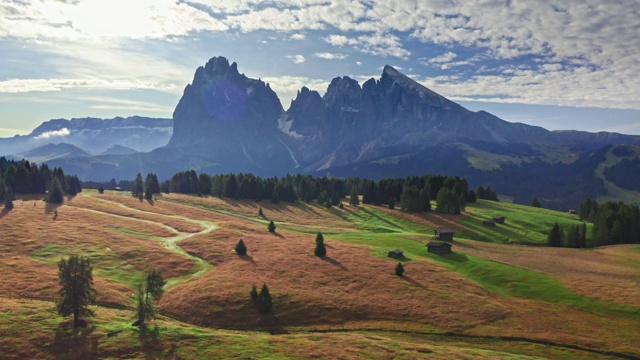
[{"xmin": 0, "ymin": 192, "xmax": 638, "ymax": 359}]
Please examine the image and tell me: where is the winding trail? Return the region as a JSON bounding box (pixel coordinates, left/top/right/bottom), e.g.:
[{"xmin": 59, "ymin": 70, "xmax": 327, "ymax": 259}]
[{"xmin": 76, "ymin": 194, "xmax": 218, "ymax": 289}]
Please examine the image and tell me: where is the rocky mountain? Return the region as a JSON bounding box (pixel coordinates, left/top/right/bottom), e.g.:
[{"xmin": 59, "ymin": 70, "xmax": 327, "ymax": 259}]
[
  {"xmin": 167, "ymin": 57, "xmax": 295, "ymax": 174},
  {"xmin": 10, "ymin": 143, "xmax": 92, "ymax": 163},
  {"xmin": 16, "ymin": 56, "xmax": 640, "ymax": 210},
  {"xmin": 0, "ymin": 116, "xmax": 172, "ymax": 156}
]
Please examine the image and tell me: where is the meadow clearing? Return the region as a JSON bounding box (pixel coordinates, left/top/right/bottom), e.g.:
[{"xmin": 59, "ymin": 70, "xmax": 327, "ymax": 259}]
[{"xmin": 0, "ymin": 191, "xmax": 638, "ymax": 359}]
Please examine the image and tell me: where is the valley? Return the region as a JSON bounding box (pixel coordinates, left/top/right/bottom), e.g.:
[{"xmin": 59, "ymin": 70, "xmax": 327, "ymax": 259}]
[{"xmin": 1, "ymin": 191, "xmax": 638, "ymax": 359}]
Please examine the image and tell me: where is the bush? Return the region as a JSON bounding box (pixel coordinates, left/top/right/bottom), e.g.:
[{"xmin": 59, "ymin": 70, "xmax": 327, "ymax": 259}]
[{"xmin": 235, "ymin": 239, "xmax": 247, "ymax": 255}]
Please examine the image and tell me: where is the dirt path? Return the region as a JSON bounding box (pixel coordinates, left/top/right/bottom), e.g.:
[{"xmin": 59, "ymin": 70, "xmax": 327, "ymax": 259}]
[{"xmin": 77, "ymin": 194, "xmax": 218, "ymax": 289}]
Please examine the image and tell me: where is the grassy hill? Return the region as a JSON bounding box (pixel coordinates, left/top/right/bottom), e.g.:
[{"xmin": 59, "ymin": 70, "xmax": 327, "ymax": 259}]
[{"xmin": 1, "ymin": 192, "xmax": 638, "ymax": 359}]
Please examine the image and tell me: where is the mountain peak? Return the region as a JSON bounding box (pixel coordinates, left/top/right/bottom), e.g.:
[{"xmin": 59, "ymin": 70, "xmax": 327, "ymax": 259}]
[{"xmin": 382, "ymin": 65, "xmax": 399, "ymax": 76}]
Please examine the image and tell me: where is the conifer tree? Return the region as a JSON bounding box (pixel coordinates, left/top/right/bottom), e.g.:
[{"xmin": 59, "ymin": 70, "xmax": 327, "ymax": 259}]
[
  {"xmin": 132, "ymin": 173, "xmax": 144, "ymax": 197},
  {"xmin": 250, "ymin": 284, "xmax": 258, "ymax": 304},
  {"xmin": 98, "ymin": 185, "xmax": 104, "ymax": 194},
  {"xmin": 144, "ymin": 184, "xmax": 153, "ymax": 200},
  {"xmin": 57, "ymin": 255, "xmax": 96, "ymax": 328},
  {"xmin": 0, "ymin": 179, "xmax": 6, "ymax": 202},
  {"xmin": 315, "ymin": 232, "xmax": 324, "ymax": 244},
  {"xmin": 257, "ymin": 283, "xmax": 273, "ymax": 314},
  {"xmin": 258, "ymin": 207, "xmax": 263, "ymax": 216},
  {"xmin": 268, "ymin": 220, "xmax": 276, "ymax": 233},
  {"xmin": 314, "ymin": 235, "xmax": 327, "ymax": 257},
  {"xmin": 4, "ymin": 190, "xmax": 14, "ymax": 210},
  {"xmin": 47, "ymin": 176, "xmax": 64, "ymax": 204},
  {"xmin": 349, "ymin": 187, "xmax": 359, "ymax": 206},
  {"xmin": 388, "ymin": 197, "xmax": 395, "ymax": 209},
  {"xmin": 531, "ymin": 197, "xmax": 542, "ymax": 208},
  {"xmin": 548, "ymin": 223, "xmax": 563, "ymax": 247},
  {"xmin": 235, "ymin": 239, "xmax": 247, "ymax": 255},
  {"xmin": 395, "ymin": 262, "xmax": 404, "ymax": 277}
]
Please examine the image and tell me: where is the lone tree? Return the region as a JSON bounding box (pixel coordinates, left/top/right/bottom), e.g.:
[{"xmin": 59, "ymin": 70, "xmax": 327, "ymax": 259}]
[
  {"xmin": 235, "ymin": 239, "xmax": 247, "ymax": 255},
  {"xmin": 258, "ymin": 207, "xmax": 263, "ymax": 216},
  {"xmin": 57, "ymin": 255, "xmax": 96, "ymax": 328},
  {"xmin": 98, "ymin": 185, "xmax": 104, "ymax": 194},
  {"xmin": 314, "ymin": 234, "xmax": 327, "ymax": 257},
  {"xmin": 395, "ymin": 262, "xmax": 405, "ymax": 277},
  {"xmin": 268, "ymin": 220, "xmax": 276, "ymax": 233},
  {"xmin": 548, "ymin": 223, "xmax": 564, "ymax": 247},
  {"xmin": 134, "ymin": 269, "xmax": 166, "ymax": 327}
]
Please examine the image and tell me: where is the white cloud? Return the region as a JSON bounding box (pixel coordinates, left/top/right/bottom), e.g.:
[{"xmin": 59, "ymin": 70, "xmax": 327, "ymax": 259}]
[
  {"xmin": 315, "ymin": 52, "xmax": 347, "ymax": 60},
  {"xmin": 323, "ymin": 33, "xmax": 409, "ymax": 59},
  {"xmin": 34, "ymin": 128, "xmax": 70, "ymax": 140},
  {"xmin": 427, "ymin": 52, "xmax": 457, "ymax": 63},
  {"xmin": 287, "ymin": 54, "xmax": 306, "ymax": 64},
  {"xmin": 290, "ymin": 33, "xmax": 306, "ymax": 40},
  {"xmin": 0, "ymin": 78, "xmax": 177, "ymax": 94}
]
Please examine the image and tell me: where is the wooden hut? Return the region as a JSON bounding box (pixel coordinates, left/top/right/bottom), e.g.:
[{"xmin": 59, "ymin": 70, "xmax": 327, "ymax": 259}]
[
  {"xmin": 482, "ymin": 220, "xmax": 496, "ymax": 227},
  {"xmin": 427, "ymin": 241, "xmax": 453, "ymax": 254},
  {"xmin": 388, "ymin": 249, "xmax": 404, "ymax": 259},
  {"xmin": 434, "ymin": 228, "xmax": 455, "ymax": 241},
  {"xmin": 492, "ymin": 216, "xmax": 506, "ymax": 224}
]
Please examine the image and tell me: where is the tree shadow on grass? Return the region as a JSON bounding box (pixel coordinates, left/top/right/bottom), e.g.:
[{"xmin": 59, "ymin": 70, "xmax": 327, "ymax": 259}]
[
  {"xmin": 239, "ymin": 254, "xmax": 256, "ymax": 264},
  {"xmin": 0, "ymin": 208, "xmax": 10, "ymax": 219},
  {"xmin": 51, "ymin": 323, "xmax": 98, "ymax": 360},
  {"xmin": 138, "ymin": 326, "xmax": 177, "ymax": 359},
  {"xmin": 401, "ymin": 275, "xmax": 426, "ymax": 289},
  {"xmin": 270, "ymin": 231, "xmax": 285, "ymax": 239},
  {"xmin": 321, "ymin": 256, "xmax": 348, "ymax": 271}
]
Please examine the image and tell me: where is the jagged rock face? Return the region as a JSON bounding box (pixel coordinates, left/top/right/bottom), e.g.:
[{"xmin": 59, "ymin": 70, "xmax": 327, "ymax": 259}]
[
  {"xmin": 283, "ymin": 65, "xmax": 555, "ymax": 169},
  {"xmin": 168, "ymin": 57, "xmax": 293, "ymax": 174}
]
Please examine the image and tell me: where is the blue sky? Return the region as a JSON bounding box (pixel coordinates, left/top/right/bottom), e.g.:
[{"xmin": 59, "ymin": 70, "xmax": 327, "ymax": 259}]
[{"xmin": 1, "ymin": 0, "xmax": 639, "ymax": 137}]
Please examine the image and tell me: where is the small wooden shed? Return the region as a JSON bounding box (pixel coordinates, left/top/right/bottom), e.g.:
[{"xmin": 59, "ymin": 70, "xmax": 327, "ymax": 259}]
[
  {"xmin": 482, "ymin": 220, "xmax": 496, "ymax": 227},
  {"xmin": 434, "ymin": 228, "xmax": 455, "ymax": 241},
  {"xmin": 427, "ymin": 241, "xmax": 453, "ymax": 254},
  {"xmin": 492, "ymin": 216, "xmax": 506, "ymax": 224},
  {"xmin": 388, "ymin": 249, "xmax": 404, "ymax": 259}
]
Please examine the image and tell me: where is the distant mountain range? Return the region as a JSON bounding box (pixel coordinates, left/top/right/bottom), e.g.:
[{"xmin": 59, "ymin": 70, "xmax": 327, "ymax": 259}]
[
  {"xmin": 0, "ymin": 116, "xmax": 172, "ymax": 156},
  {"xmin": 3, "ymin": 56, "xmax": 640, "ymax": 210}
]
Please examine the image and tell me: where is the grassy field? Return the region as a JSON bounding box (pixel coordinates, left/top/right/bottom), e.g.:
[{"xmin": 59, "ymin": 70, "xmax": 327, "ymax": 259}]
[{"xmin": 1, "ymin": 192, "xmax": 639, "ymax": 359}]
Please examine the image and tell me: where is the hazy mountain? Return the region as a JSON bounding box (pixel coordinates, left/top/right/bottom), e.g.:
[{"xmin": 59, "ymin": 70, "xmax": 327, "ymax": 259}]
[
  {"xmin": 0, "ymin": 116, "xmax": 172, "ymax": 156},
  {"xmin": 22, "ymin": 56, "xmax": 640, "ymax": 209},
  {"xmin": 99, "ymin": 145, "xmax": 139, "ymax": 156},
  {"xmin": 11, "ymin": 142, "xmax": 92, "ymax": 163}
]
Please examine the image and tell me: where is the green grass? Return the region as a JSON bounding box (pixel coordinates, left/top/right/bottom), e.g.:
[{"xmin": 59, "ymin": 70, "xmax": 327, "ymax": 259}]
[
  {"xmin": 105, "ymin": 227, "xmax": 154, "ymax": 239},
  {"xmin": 427, "ymin": 252, "xmax": 640, "ymax": 318},
  {"xmin": 332, "ymin": 205, "xmax": 640, "ymax": 318},
  {"xmin": 460, "ymin": 200, "xmax": 591, "ymax": 244},
  {"xmin": 30, "ymin": 243, "xmax": 145, "ymax": 289}
]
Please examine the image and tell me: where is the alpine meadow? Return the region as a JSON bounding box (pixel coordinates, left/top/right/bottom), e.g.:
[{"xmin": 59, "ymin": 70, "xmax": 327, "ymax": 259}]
[{"xmin": 2, "ymin": 1, "xmax": 640, "ymax": 359}]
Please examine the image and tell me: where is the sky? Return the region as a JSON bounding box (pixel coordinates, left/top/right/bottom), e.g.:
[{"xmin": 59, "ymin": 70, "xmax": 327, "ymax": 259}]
[{"xmin": 1, "ymin": 0, "xmax": 639, "ymax": 138}]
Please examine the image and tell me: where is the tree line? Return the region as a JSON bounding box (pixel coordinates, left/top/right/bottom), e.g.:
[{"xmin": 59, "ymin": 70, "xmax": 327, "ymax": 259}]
[
  {"xmin": 580, "ymin": 199, "xmax": 640, "ymax": 246},
  {"xmin": 162, "ymin": 171, "xmax": 496, "ymax": 215},
  {"xmin": 0, "ymin": 157, "xmax": 81, "ymax": 205}
]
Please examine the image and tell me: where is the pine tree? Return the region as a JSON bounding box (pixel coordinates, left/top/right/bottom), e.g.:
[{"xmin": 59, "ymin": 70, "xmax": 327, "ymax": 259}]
[
  {"xmin": 271, "ymin": 189, "xmax": 280, "ymax": 204},
  {"xmin": 98, "ymin": 185, "xmax": 104, "ymax": 194},
  {"xmin": 314, "ymin": 235, "xmax": 327, "ymax": 257},
  {"xmin": 0, "ymin": 179, "xmax": 6, "ymax": 202},
  {"xmin": 349, "ymin": 187, "xmax": 360, "ymax": 206},
  {"xmin": 4, "ymin": 190, "xmax": 14, "ymax": 210},
  {"xmin": 388, "ymin": 197, "xmax": 395, "ymax": 209},
  {"xmin": 46, "ymin": 176, "xmax": 64, "ymax": 204},
  {"xmin": 257, "ymin": 283, "xmax": 273, "ymax": 314},
  {"xmin": 268, "ymin": 220, "xmax": 276, "ymax": 233},
  {"xmin": 134, "ymin": 270, "xmax": 165, "ymax": 327},
  {"xmin": 395, "ymin": 262, "xmax": 404, "ymax": 277},
  {"xmin": 258, "ymin": 207, "xmax": 263, "ymax": 216},
  {"xmin": 132, "ymin": 173, "xmax": 144, "ymax": 197},
  {"xmin": 250, "ymin": 284, "xmax": 258, "ymax": 304},
  {"xmin": 144, "ymin": 184, "xmax": 153, "ymax": 200},
  {"xmin": 548, "ymin": 223, "xmax": 563, "ymax": 247},
  {"xmin": 530, "ymin": 197, "xmax": 542, "ymax": 208},
  {"xmin": 57, "ymin": 255, "xmax": 96, "ymax": 328},
  {"xmin": 235, "ymin": 239, "xmax": 247, "ymax": 255}
]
